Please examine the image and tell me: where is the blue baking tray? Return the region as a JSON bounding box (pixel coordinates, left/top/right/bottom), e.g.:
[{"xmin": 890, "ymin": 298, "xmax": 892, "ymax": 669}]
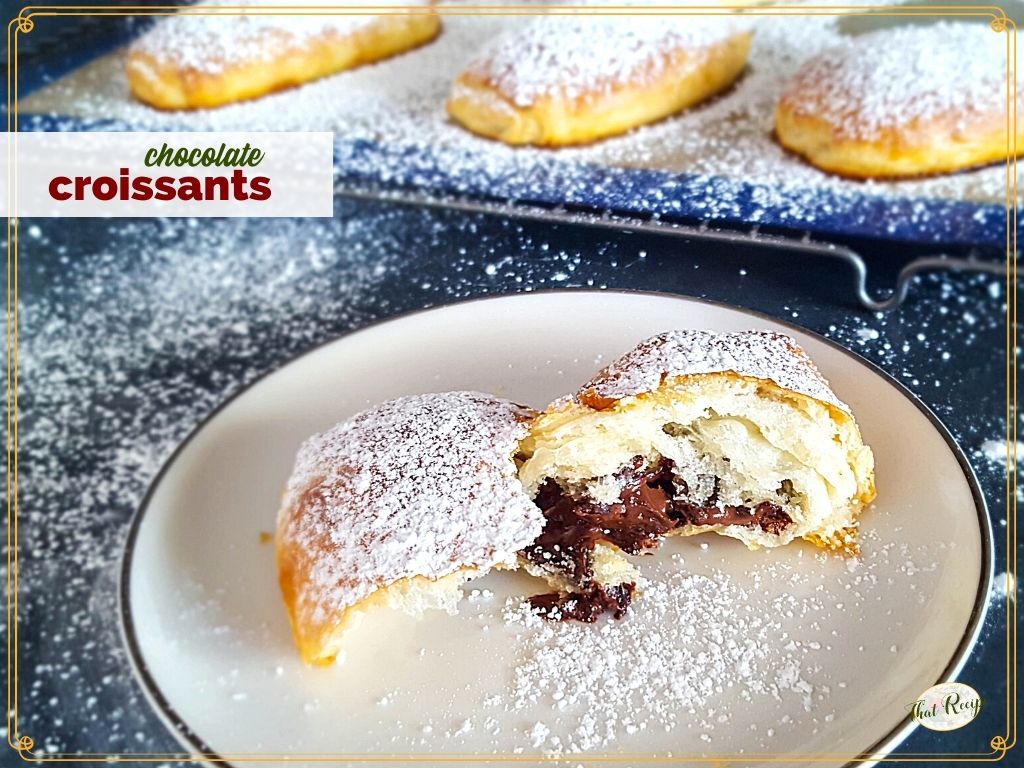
[{"xmin": 9, "ymin": 8, "xmax": 1013, "ymax": 251}]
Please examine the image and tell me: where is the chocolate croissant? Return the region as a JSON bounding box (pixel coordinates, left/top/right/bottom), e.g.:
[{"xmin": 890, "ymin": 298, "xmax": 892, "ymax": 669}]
[{"xmin": 520, "ymin": 330, "xmax": 875, "ymax": 556}]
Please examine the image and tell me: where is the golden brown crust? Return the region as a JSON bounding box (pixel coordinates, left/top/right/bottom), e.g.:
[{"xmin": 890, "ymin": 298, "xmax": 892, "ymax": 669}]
[
  {"xmin": 447, "ymin": 30, "xmax": 752, "ymax": 147},
  {"xmin": 127, "ymin": 13, "xmax": 441, "ymax": 110},
  {"xmin": 774, "ymin": 22, "xmax": 1022, "ymax": 179},
  {"xmin": 804, "ymin": 526, "xmax": 861, "ymax": 557},
  {"xmin": 775, "ymin": 94, "xmax": 1016, "ymax": 180}
]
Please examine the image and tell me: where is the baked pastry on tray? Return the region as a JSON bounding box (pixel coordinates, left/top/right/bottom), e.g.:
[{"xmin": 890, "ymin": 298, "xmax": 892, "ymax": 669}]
[
  {"xmin": 277, "ymin": 332, "xmax": 875, "ymax": 663},
  {"xmin": 775, "ymin": 22, "xmax": 1021, "ymax": 178},
  {"xmin": 447, "ymin": 13, "xmax": 752, "ymax": 146},
  {"xmin": 126, "ymin": 0, "xmax": 440, "ymax": 109}
]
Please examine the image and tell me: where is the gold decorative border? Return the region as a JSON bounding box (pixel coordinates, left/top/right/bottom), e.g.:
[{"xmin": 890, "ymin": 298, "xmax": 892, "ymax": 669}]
[{"xmin": 5, "ymin": 2, "xmax": 1017, "ymax": 764}]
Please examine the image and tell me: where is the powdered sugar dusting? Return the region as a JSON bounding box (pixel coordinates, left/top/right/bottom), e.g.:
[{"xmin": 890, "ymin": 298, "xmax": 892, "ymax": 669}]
[
  {"xmin": 991, "ymin": 570, "xmax": 1014, "ymax": 603},
  {"xmin": 279, "ymin": 392, "xmax": 545, "ymax": 620},
  {"xmin": 131, "ymin": 0, "xmax": 431, "ymax": 74},
  {"xmin": 408, "ymin": 525, "xmax": 958, "ymax": 755},
  {"xmin": 782, "ymin": 22, "xmax": 1017, "ymax": 141},
  {"xmin": 500, "ymin": 568, "xmax": 816, "ymax": 751},
  {"xmin": 465, "ymin": 12, "xmax": 748, "ymax": 107},
  {"xmin": 979, "ymin": 438, "xmax": 1023, "ymax": 465},
  {"xmin": 580, "ymin": 330, "xmax": 848, "ymax": 411}
]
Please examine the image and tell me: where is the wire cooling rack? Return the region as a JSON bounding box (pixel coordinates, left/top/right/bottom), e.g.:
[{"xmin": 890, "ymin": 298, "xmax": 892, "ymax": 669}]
[{"xmin": 337, "ymin": 184, "xmax": 1008, "ymax": 312}]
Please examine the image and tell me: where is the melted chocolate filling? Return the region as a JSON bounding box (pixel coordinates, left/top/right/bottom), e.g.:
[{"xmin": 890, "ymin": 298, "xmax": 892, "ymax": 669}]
[
  {"xmin": 674, "ymin": 499, "xmax": 793, "ymax": 535},
  {"xmin": 521, "ymin": 458, "xmax": 676, "ymax": 583},
  {"xmin": 529, "ymin": 583, "xmax": 635, "ymax": 622},
  {"xmin": 523, "ymin": 456, "xmax": 793, "ymax": 622}
]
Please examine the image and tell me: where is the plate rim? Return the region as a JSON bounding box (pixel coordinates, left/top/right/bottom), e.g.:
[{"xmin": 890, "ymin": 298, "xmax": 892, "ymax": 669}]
[{"xmin": 117, "ymin": 288, "xmax": 994, "ymax": 766}]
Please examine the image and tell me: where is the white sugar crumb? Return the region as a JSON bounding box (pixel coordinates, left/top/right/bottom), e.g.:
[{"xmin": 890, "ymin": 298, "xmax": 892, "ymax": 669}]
[
  {"xmin": 279, "ymin": 392, "xmax": 545, "ymax": 621},
  {"xmin": 855, "ymin": 328, "xmax": 879, "ymax": 342},
  {"xmin": 464, "ymin": 10, "xmax": 748, "ymax": 108},
  {"xmin": 131, "ymin": 0, "xmax": 431, "ymax": 74},
  {"xmin": 527, "ymin": 721, "xmax": 550, "ymax": 748},
  {"xmin": 979, "ymin": 439, "xmax": 1023, "ymax": 465},
  {"xmin": 581, "ymin": 329, "xmax": 848, "ymax": 412},
  {"xmin": 784, "ymin": 22, "xmax": 1016, "ymax": 141},
  {"xmin": 991, "ymin": 571, "xmax": 1015, "ymax": 602}
]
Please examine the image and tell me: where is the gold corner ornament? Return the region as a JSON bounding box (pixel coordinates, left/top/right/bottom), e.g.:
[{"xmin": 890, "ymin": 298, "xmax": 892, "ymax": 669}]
[
  {"xmin": 989, "ymin": 734, "xmax": 1008, "ymax": 753},
  {"xmin": 15, "ymin": 13, "xmax": 33, "ymax": 34},
  {"xmin": 15, "ymin": 734, "xmax": 35, "ymax": 755}
]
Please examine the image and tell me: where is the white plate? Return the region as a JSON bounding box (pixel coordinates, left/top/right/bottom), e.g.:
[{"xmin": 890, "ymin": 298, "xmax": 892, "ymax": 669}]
[{"xmin": 121, "ymin": 291, "xmax": 990, "ymax": 768}]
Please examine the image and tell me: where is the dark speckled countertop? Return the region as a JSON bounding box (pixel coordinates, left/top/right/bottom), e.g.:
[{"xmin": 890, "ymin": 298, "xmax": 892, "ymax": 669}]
[{"xmin": 5, "ymin": 196, "xmax": 1017, "ymax": 765}]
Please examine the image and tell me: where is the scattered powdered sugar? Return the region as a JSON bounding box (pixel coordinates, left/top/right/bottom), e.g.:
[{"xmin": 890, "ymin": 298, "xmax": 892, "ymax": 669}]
[
  {"xmin": 452, "ymin": 525, "xmax": 957, "ymax": 755},
  {"xmin": 855, "ymin": 327, "xmax": 880, "ymax": 342},
  {"xmin": 499, "ymin": 569, "xmax": 819, "ymax": 752},
  {"xmin": 580, "ymin": 329, "xmax": 848, "ymax": 411},
  {"xmin": 130, "ymin": 0, "xmax": 431, "ymax": 73},
  {"xmin": 279, "ymin": 392, "xmax": 544, "ymax": 622},
  {"xmin": 991, "ymin": 570, "xmax": 1015, "ymax": 603},
  {"xmin": 978, "ymin": 438, "xmax": 1023, "ymax": 465},
  {"xmin": 464, "ymin": 11, "xmax": 748, "ymax": 107},
  {"xmin": 782, "ymin": 22, "xmax": 1018, "ymax": 141}
]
